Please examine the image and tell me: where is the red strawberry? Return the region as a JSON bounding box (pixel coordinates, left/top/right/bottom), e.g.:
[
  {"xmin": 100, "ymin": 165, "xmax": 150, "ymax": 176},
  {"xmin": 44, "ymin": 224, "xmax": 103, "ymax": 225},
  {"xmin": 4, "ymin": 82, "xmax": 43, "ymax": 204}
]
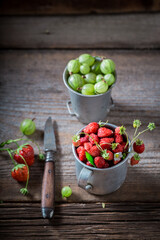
[
  {"xmin": 112, "ymin": 144, "xmax": 124, "ymax": 153},
  {"xmin": 106, "ymin": 150, "xmax": 114, "ymax": 161},
  {"xmin": 115, "ymin": 133, "xmax": 123, "ymax": 143},
  {"xmin": 98, "ymin": 127, "xmax": 113, "ymax": 138},
  {"xmin": 72, "ymin": 135, "xmax": 80, "ymax": 147},
  {"xmin": 84, "ymin": 142, "xmax": 92, "ymax": 153},
  {"xmin": 89, "ymin": 133, "xmax": 99, "ymax": 145},
  {"xmin": 90, "ymin": 145, "xmax": 100, "ymax": 157},
  {"xmin": 11, "ymin": 164, "xmax": 28, "ymax": 182},
  {"xmin": 94, "ymin": 156, "xmax": 106, "ymax": 168},
  {"xmin": 80, "ymin": 135, "xmax": 89, "ymax": 146},
  {"xmin": 130, "ymin": 153, "xmax": 140, "ymax": 166},
  {"xmin": 77, "ymin": 146, "xmax": 86, "ymax": 161},
  {"xmin": 83, "ymin": 122, "xmax": 99, "ymax": 134},
  {"xmin": 133, "ymin": 139, "xmax": 145, "ymax": 154},
  {"xmin": 14, "ymin": 145, "xmax": 34, "ymax": 166},
  {"xmin": 100, "ymin": 137, "xmax": 114, "ymax": 150},
  {"xmin": 115, "ymin": 126, "xmax": 126, "ymax": 135},
  {"xmin": 104, "ymin": 162, "xmax": 109, "ymax": 168},
  {"xmin": 86, "ymin": 161, "xmax": 94, "ymax": 167}
]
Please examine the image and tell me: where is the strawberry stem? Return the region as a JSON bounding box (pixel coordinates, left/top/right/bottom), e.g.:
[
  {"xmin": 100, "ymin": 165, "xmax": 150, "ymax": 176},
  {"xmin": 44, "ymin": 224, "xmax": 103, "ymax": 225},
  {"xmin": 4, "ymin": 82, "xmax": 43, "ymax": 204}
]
[
  {"xmin": 17, "ymin": 153, "xmax": 29, "ymax": 194},
  {"xmin": 131, "ymin": 128, "xmax": 148, "ymax": 145},
  {"xmin": 7, "ymin": 149, "xmax": 17, "ymax": 166}
]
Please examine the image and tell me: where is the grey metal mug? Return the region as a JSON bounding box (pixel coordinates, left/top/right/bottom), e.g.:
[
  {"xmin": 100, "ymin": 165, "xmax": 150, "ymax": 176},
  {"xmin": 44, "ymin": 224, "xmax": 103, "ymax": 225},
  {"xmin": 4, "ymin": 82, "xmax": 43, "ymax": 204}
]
[
  {"xmin": 72, "ymin": 123, "xmax": 132, "ymax": 195},
  {"xmin": 63, "ymin": 58, "xmax": 116, "ymax": 124}
]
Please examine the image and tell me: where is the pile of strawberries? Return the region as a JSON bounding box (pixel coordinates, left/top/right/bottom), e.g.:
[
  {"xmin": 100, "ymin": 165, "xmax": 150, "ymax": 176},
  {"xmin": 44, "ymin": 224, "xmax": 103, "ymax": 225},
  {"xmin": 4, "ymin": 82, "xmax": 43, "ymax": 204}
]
[{"xmin": 73, "ymin": 122, "xmax": 129, "ymax": 168}]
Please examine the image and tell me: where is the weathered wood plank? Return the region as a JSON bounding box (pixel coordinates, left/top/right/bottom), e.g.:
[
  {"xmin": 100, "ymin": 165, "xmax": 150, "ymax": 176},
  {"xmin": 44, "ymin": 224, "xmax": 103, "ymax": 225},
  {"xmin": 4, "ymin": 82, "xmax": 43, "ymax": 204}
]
[
  {"xmin": 0, "ymin": 0, "xmax": 160, "ymax": 15},
  {"xmin": 0, "ymin": 50, "xmax": 160, "ymax": 202},
  {"xmin": 0, "ymin": 203, "xmax": 160, "ymax": 239},
  {"xmin": 0, "ymin": 14, "xmax": 160, "ymax": 49}
]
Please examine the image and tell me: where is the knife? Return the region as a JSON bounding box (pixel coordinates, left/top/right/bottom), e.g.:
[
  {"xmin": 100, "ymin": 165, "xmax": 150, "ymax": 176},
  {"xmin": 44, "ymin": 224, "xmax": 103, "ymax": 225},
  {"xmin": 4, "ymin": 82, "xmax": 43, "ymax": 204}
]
[{"xmin": 41, "ymin": 117, "xmax": 56, "ymax": 219}]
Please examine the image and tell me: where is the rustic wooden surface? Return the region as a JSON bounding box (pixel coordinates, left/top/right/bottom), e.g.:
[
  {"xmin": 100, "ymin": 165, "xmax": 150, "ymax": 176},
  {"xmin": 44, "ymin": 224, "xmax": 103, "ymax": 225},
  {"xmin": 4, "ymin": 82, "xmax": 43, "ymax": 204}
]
[
  {"xmin": 0, "ymin": 0, "xmax": 160, "ymax": 15},
  {"xmin": 0, "ymin": 13, "xmax": 160, "ymax": 239},
  {"xmin": 0, "ymin": 14, "xmax": 160, "ymax": 49}
]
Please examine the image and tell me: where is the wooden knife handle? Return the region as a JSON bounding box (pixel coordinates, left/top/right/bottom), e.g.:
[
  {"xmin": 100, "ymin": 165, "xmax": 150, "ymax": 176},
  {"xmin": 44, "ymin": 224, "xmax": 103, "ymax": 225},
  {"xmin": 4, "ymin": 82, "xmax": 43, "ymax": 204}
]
[{"xmin": 41, "ymin": 159, "xmax": 55, "ymax": 219}]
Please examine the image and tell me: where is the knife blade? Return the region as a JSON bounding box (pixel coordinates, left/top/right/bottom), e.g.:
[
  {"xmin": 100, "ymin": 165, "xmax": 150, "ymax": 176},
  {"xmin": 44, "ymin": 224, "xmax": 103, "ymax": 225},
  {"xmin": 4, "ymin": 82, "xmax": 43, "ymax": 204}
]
[{"xmin": 41, "ymin": 116, "xmax": 56, "ymax": 219}]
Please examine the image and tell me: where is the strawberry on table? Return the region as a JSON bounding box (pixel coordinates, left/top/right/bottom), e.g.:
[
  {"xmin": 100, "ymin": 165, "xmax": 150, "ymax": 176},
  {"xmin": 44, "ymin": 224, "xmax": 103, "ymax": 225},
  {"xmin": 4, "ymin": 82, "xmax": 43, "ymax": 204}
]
[
  {"xmin": 130, "ymin": 153, "xmax": 140, "ymax": 166},
  {"xmin": 14, "ymin": 144, "xmax": 34, "ymax": 166},
  {"xmin": 83, "ymin": 122, "xmax": 99, "ymax": 134},
  {"xmin": 133, "ymin": 139, "xmax": 145, "ymax": 154},
  {"xmin": 11, "ymin": 164, "xmax": 28, "ymax": 182},
  {"xmin": 98, "ymin": 127, "xmax": 113, "ymax": 138}
]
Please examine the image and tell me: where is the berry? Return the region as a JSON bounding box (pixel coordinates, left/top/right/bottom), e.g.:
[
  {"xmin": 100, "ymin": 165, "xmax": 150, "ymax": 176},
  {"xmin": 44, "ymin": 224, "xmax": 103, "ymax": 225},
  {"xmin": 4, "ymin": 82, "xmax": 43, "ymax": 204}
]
[
  {"xmin": 83, "ymin": 122, "xmax": 99, "ymax": 134},
  {"xmin": 67, "ymin": 59, "xmax": 80, "ymax": 74},
  {"xmin": 115, "ymin": 126, "xmax": 126, "ymax": 135},
  {"xmin": 104, "ymin": 162, "xmax": 109, "ymax": 168},
  {"xmin": 85, "ymin": 73, "xmax": 96, "ymax": 84},
  {"xmin": 20, "ymin": 119, "xmax": 36, "ymax": 136},
  {"xmin": 90, "ymin": 145, "xmax": 100, "ymax": 157},
  {"xmin": 84, "ymin": 142, "xmax": 92, "ymax": 153},
  {"xmin": 106, "ymin": 150, "xmax": 114, "ymax": 161},
  {"xmin": 91, "ymin": 60, "xmax": 101, "ymax": 74},
  {"xmin": 100, "ymin": 137, "xmax": 114, "ymax": 150},
  {"xmin": 80, "ymin": 135, "xmax": 89, "ymax": 146},
  {"xmin": 112, "ymin": 144, "xmax": 124, "ymax": 153},
  {"xmin": 100, "ymin": 59, "xmax": 115, "ymax": 74},
  {"xmin": 68, "ymin": 74, "xmax": 84, "ymax": 92},
  {"xmin": 130, "ymin": 153, "xmax": 140, "ymax": 166},
  {"xmin": 81, "ymin": 83, "xmax": 95, "ymax": 95},
  {"xmin": 133, "ymin": 139, "xmax": 145, "ymax": 154},
  {"xmin": 72, "ymin": 135, "xmax": 80, "ymax": 147},
  {"xmin": 115, "ymin": 133, "xmax": 123, "ymax": 143},
  {"xmin": 61, "ymin": 186, "xmax": 72, "ymax": 198},
  {"xmin": 96, "ymin": 74, "xmax": 104, "ymax": 82},
  {"xmin": 98, "ymin": 127, "xmax": 113, "ymax": 138},
  {"xmin": 79, "ymin": 54, "xmax": 95, "ymax": 66},
  {"xmin": 86, "ymin": 161, "xmax": 94, "ymax": 167},
  {"xmin": 94, "ymin": 156, "xmax": 106, "ymax": 168},
  {"xmin": 11, "ymin": 164, "xmax": 28, "ymax": 182},
  {"xmin": 14, "ymin": 145, "xmax": 34, "ymax": 166},
  {"xmin": 76, "ymin": 146, "xmax": 86, "ymax": 161},
  {"xmin": 89, "ymin": 133, "xmax": 99, "ymax": 145},
  {"xmin": 104, "ymin": 73, "xmax": 115, "ymax": 86},
  {"xmin": 80, "ymin": 63, "xmax": 90, "ymax": 74},
  {"xmin": 94, "ymin": 81, "xmax": 108, "ymax": 94}
]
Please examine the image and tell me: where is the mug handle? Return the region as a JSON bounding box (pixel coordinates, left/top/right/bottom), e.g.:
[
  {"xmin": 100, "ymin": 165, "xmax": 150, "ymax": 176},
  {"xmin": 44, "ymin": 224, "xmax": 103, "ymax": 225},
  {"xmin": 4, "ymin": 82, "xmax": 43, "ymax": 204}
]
[
  {"xmin": 66, "ymin": 100, "xmax": 77, "ymax": 116},
  {"xmin": 78, "ymin": 167, "xmax": 93, "ymax": 191}
]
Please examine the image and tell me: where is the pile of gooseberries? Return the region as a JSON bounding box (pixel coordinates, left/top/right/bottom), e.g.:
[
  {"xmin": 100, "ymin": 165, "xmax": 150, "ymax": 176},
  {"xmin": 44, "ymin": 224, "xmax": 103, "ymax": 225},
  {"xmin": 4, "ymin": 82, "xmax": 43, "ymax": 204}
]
[{"xmin": 67, "ymin": 54, "xmax": 116, "ymax": 95}]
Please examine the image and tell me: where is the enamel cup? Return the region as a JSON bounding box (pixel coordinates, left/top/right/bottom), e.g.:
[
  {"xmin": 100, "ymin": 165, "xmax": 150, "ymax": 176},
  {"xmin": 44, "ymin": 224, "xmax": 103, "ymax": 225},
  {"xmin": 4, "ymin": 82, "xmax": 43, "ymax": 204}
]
[
  {"xmin": 72, "ymin": 123, "xmax": 131, "ymax": 195},
  {"xmin": 63, "ymin": 57, "xmax": 116, "ymax": 124}
]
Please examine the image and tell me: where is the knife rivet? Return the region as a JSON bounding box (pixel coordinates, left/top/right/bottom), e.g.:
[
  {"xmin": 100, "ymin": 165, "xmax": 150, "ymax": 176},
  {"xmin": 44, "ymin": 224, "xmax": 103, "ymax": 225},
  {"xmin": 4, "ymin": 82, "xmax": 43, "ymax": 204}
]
[
  {"xmin": 48, "ymin": 169, "xmax": 52, "ymax": 174},
  {"xmin": 46, "ymin": 193, "xmax": 49, "ymax": 198}
]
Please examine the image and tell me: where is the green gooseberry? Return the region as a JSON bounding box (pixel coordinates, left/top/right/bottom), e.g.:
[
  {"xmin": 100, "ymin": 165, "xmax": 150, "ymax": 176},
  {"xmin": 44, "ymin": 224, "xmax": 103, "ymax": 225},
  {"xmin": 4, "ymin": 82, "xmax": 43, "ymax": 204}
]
[
  {"xmin": 96, "ymin": 74, "xmax": 104, "ymax": 83},
  {"xmin": 94, "ymin": 81, "xmax": 108, "ymax": 94},
  {"xmin": 61, "ymin": 186, "xmax": 72, "ymax": 198},
  {"xmin": 67, "ymin": 59, "xmax": 80, "ymax": 74},
  {"xmin": 104, "ymin": 73, "xmax": 115, "ymax": 86},
  {"xmin": 81, "ymin": 84, "xmax": 95, "ymax": 95},
  {"xmin": 84, "ymin": 73, "xmax": 96, "ymax": 84},
  {"xmin": 80, "ymin": 63, "xmax": 90, "ymax": 74},
  {"xmin": 79, "ymin": 54, "xmax": 95, "ymax": 66},
  {"xmin": 20, "ymin": 119, "xmax": 36, "ymax": 135},
  {"xmin": 100, "ymin": 59, "xmax": 115, "ymax": 74},
  {"xmin": 68, "ymin": 74, "xmax": 84, "ymax": 92}
]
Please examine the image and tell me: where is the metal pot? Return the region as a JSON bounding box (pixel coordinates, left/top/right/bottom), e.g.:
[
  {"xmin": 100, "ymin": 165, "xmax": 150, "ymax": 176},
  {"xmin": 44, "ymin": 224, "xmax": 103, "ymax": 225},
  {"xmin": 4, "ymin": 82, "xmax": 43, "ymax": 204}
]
[
  {"xmin": 72, "ymin": 123, "xmax": 132, "ymax": 195},
  {"xmin": 63, "ymin": 57, "xmax": 116, "ymax": 124}
]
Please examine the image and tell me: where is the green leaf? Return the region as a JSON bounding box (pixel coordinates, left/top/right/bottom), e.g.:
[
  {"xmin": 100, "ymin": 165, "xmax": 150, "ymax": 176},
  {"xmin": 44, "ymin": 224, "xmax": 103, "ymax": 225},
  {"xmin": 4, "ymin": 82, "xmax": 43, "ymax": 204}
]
[{"xmin": 85, "ymin": 152, "xmax": 96, "ymax": 167}]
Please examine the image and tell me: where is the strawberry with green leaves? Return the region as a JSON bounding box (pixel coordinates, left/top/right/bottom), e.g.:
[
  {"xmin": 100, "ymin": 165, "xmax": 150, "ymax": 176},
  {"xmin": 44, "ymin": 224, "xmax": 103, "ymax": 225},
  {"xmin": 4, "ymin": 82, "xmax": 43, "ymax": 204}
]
[
  {"xmin": 14, "ymin": 144, "xmax": 34, "ymax": 166},
  {"xmin": 133, "ymin": 139, "xmax": 145, "ymax": 154},
  {"xmin": 130, "ymin": 153, "xmax": 140, "ymax": 166},
  {"xmin": 11, "ymin": 164, "xmax": 28, "ymax": 182}
]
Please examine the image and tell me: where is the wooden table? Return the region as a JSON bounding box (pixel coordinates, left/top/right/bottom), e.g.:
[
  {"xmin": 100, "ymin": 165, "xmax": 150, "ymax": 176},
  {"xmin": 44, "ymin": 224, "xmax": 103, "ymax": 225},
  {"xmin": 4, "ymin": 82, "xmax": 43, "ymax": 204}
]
[{"xmin": 0, "ymin": 13, "xmax": 160, "ymax": 239}]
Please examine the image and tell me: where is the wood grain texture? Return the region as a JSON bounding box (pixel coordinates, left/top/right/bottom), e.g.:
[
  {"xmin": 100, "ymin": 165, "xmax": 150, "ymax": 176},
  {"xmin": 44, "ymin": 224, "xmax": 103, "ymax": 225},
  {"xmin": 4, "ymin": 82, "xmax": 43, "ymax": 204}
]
[
  {"xmin": 0, "ymin": 50, "xmax": 160, "ymax": 202},
  {"xmin": 0, "ymin": 202, "xmax": 160, "ymax": 239},
  {"xmin": 41, "ymin": 161, "xmax": 54, "ymax": 208},
  {"xmin": 0, "ymin": 14, "xmax": 160, "ymax": 49},
  {"xmin": 0, "ymin": 0, "xmax": 160, "ymax": 15}
]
